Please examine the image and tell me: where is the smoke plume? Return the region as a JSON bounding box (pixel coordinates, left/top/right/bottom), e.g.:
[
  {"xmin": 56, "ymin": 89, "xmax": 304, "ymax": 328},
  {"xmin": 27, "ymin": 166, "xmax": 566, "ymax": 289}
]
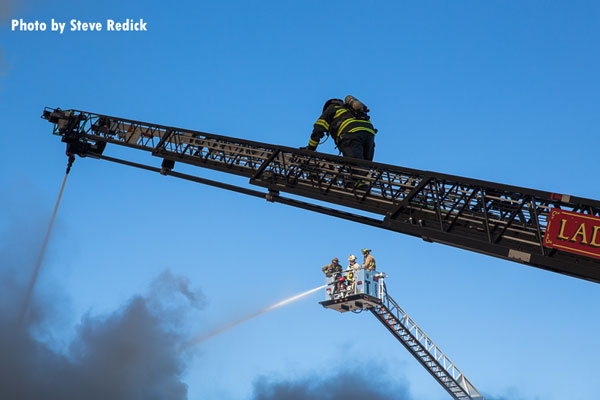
[
  {"xmin": 250, "ymin": 369, "xmax": 412, "ymax": 400},
  {"xmin": 0, "ymin": 199, "xmax": 203, "ymax": 400},
  {"xmin": 0, "ymin": 269, "xmax": 203, "ymax": 400},
  {"xmin": 250, "ymin": 371, "xmax": 534, "ymax": 400}
]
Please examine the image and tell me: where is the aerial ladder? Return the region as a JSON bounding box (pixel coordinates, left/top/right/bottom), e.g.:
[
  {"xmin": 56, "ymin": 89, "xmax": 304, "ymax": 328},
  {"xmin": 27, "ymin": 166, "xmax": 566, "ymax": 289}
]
[
  {"xmin": 319, "ymin": 269, "xmax": 484, "ymax": 400},
  {"xmin": 42, "ymin": 107, "xmax": 600, "ymax": 283},
  {"xmin": 42, "ymin": 107, "xmax": 600, "ymax": 399}
]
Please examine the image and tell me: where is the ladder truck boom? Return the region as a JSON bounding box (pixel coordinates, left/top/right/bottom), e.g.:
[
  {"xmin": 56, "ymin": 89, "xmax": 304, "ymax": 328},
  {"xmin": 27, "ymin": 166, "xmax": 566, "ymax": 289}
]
[
  {"xmin": 42, "ymin": 107, "xmax": 600, "ymax": 283},
  {"xmin": 319, "ymin": 271, "xmax": 484, "ymax": 399}
]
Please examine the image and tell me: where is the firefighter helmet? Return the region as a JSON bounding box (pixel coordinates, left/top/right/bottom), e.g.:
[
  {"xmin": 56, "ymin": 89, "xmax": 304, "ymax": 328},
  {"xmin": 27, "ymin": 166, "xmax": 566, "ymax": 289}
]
[
  {"xmin": 323, "ymin": 98, "xmax": 343, "ymax": 112},
  {"xmin": 361, "ymin": 248, "xmax": 371, "ymax": 254},
  {"xmin": 348, "ymin": 254, "xmax": 357, "ymax": 262},
  {"xmin": 332, "ymin": 257, "xmax": 339, "ymax": 264}
]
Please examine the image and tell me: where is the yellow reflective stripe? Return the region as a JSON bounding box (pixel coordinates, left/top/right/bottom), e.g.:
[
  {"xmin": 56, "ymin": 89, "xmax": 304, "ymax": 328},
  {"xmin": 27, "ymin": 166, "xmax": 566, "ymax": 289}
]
[
  {"xmin": 315, "ymin": 119, "xmax": 329, "ymax": 130},
  {"xmin": 308, "ymin": 139, "xmax": 319, "ymax": 146},
  {"xmin": 338, "ymin": 118, "xmax": 356, "ymax": 134},
  {"xmin": 334, "ymin": 108, "xmax": 349, "ymax": 118},
  {"xmin": 348, "ymin": 127, "xmax": 376, "ymax": 135}
]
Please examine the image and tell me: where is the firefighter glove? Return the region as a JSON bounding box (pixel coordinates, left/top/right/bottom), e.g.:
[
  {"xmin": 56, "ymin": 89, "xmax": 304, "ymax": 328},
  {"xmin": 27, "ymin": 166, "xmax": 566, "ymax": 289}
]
[{"xmin": 299, "ymin": 145, "xmax": 316, "ymax": 151}]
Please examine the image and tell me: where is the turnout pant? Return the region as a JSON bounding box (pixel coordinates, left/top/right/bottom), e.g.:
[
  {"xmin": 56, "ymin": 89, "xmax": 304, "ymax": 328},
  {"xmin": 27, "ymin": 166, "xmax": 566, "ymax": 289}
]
[{"xmin": 338, "ymin": 131, "xmax": 375, "ymax": 161}]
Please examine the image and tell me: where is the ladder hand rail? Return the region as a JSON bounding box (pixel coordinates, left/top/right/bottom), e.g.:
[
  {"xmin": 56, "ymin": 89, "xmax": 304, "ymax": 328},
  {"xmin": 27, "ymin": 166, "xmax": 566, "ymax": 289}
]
[{"xmin": 371, "ymin": 285, "xmax": 485, "ymax": 400}]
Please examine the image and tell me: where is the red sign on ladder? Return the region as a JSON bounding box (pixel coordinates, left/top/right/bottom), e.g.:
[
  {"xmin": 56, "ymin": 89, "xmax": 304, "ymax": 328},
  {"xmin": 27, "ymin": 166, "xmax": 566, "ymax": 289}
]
[{"xmin": 543, "ymin": 209, "xmax": 600, "ymax": 260}]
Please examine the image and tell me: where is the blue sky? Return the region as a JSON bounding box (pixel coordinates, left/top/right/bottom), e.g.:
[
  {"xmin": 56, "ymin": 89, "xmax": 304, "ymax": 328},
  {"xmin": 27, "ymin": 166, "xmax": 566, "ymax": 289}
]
[{"xmin": 1, "ymin": 1, "xmax": 599, "ymax": 399}]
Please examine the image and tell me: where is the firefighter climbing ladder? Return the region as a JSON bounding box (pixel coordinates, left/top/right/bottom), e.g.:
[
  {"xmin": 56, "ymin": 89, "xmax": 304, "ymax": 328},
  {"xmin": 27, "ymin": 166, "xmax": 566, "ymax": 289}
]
[
  {"xmin": 371, "ymin": 286, "xmax": 484, "ymax": 400},
  {"xmin": 43, "ymin": 107, "xmax": 600, "ymax": 283}
]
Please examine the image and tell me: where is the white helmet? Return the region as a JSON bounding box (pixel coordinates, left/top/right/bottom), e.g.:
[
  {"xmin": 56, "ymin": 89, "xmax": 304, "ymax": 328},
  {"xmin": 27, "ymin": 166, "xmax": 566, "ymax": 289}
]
[{"xmin": 348, "ymin": 254, "xmax": 357, "ymax": 262}]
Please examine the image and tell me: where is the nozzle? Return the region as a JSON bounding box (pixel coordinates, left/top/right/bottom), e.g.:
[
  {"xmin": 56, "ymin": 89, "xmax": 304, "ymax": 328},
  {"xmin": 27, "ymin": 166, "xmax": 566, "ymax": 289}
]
[{"xmin": 66, "ymin": 153, "xmax": 75, "ymax": 175}]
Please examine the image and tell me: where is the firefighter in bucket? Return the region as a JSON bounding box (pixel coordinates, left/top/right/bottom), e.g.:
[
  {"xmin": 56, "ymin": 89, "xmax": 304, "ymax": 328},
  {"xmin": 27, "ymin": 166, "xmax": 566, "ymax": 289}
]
[
  {"xmin": 344, "ymin": 254, "xmax": 361, "ymax": 297},
  {"xmin": 322, "ymin": 257, "xmax": 343, "ymax": 297}
]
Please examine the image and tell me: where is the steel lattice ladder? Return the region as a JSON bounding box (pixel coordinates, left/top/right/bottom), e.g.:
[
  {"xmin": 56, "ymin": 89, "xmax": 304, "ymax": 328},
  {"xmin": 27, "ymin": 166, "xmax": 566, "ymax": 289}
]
[
  {"xmin": 370, "ymin": 287, "xmax": 484, "ymax": 400},
  {"xmin": 42, "ymin": 107, "xmax": 600, "ymax": 283}
]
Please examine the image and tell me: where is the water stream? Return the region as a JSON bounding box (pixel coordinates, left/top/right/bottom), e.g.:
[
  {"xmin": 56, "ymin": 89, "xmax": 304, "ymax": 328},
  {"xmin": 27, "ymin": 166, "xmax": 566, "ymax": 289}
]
[
  {"xmin": 18, "ymin": 173, "xmax": 69, "ymax": 327},
  {"xmin": 188, "ymin": 284, "xmax": 326, "ymax": 346}
]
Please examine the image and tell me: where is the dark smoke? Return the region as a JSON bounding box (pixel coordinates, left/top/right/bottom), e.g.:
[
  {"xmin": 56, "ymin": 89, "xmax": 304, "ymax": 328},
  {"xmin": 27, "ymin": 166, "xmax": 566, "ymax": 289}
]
[
  {"xmin": 249, "ymin": 372, "xmax": 538, "ymax": 400},
  {"xmin": 0, "ymin": 199, "xmax": 203, "ymax": 400},
  {"xmin": 0, "ymin": 269, "xmax": 203, "ymax": 400},
  {"xmin": 250, "ymin": 369, "xmax": 412, "ymax": 400},
  {"xmin": 250, "ymin": 372, "xmax": 535, "ymax": 400}
]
